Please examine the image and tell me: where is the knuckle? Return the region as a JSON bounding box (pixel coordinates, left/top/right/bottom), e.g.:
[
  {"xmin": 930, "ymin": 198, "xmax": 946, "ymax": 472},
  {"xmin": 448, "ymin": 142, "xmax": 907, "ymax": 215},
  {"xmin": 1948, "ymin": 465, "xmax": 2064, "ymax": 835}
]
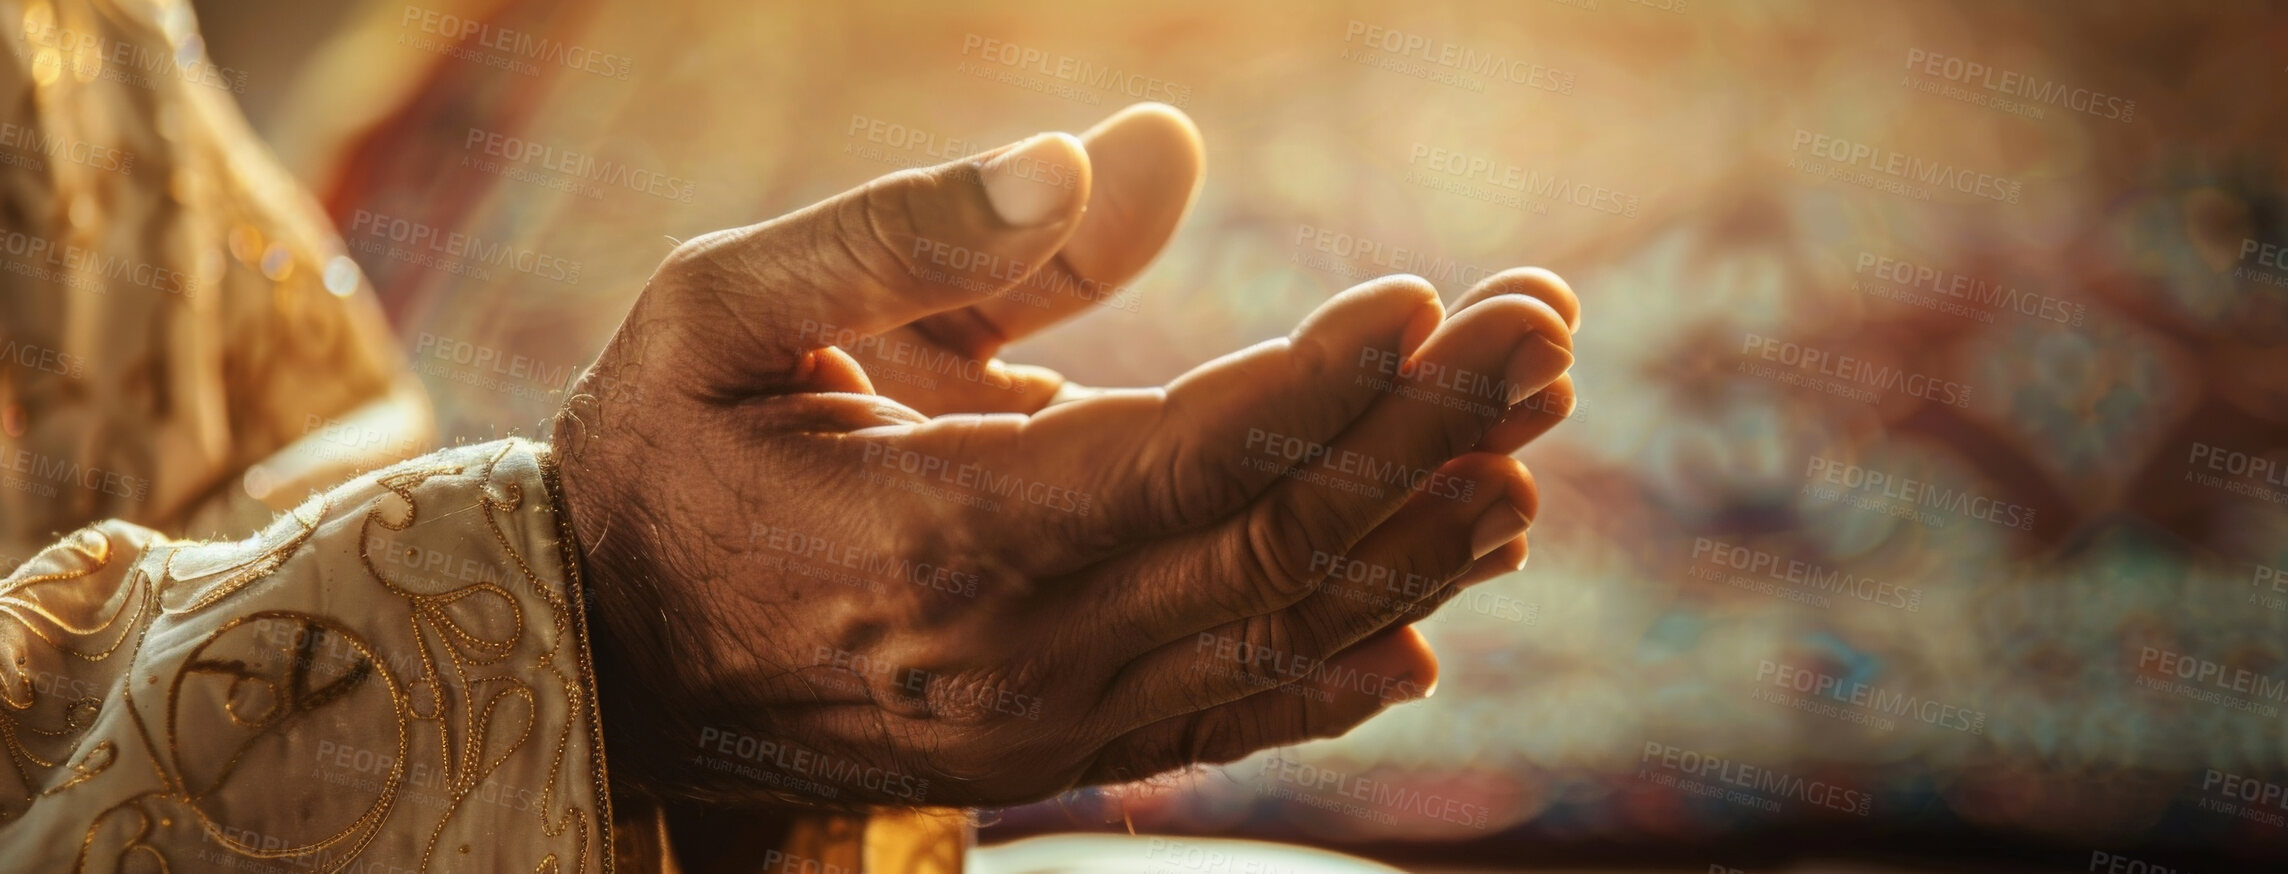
[
  {"xmin": 1105, "ymin": 738, "xmax": 1191, "ymax": 787},
  {"xmin": 926, "ymin": 734, "xmax": 1018, "ymax": 786},
  {"xmin": 1181, "ymin": 709, "xmax": 1271, "ymax": 767},
  {"xmin": 1163, "ymin": 437, "xmax": 1252, "ymax": 533},
  {"xmin": 921, "ymin": 670, "xmax": 1013, "ymax": 729},
  {"xmin": 1290, "ymin": 602, "xmax": 1354, "ymax": 655},
  {"xmin": 1174, "ymin": 715, "xmax": 1226, "ymax": 769},
  {"xmin": 1421, "ymin": 521, "xmax": 1481, "ymax": 584},
  {"xmin": 1366, "ymin": 272, "xmax": 1439, "ymax": 304},
  {"xmin": 1419, "ymin": 581, "xmax": 1468, "ymax": 616},
  {"xmin": 1325, "ymin": 580, "xmax": 1416, "ymax": 633},
  {"xmin": 833, "ymin": 177, "xmax": 926, "ymax": 290},
  {"xmin": 1498, "ymin": 264, "xmax": 1565, "ymax": 287},
  {"xmin": 1225, "ymin": 614, "xmax": 1301, "ymax": 695},
  {"xmin": 655, "ymin": 228, "xmax": 748, "ymax": 292},
  {"xmin": 1480, "ymin": 265, "xmax": 1573, "ymax": 304},
  {"xmin": 663, "ymin": 227, "xmax": 739, "ymax": 266},
  {"xmin": 1384, "ymin": 547, "xmax": 1464, "ymax": 624},
  {"xmin": 1286, "ymin": 329, "xmax": 1339, "ymax": 389},
  {"xmin": 1241, "ymin": 499, "xmax": 1328, "ymax": 613},
  {"xmin": 1159, "ymin": 645, "xmax": 1226, "ymax": 716},
  {"xmin": 1436, "ymin": 405, "xmax": 1491, "ymax": 457},
  {"xmin": 1473, "ymin": 292, "xmax": 1569, "ymax": 339}
]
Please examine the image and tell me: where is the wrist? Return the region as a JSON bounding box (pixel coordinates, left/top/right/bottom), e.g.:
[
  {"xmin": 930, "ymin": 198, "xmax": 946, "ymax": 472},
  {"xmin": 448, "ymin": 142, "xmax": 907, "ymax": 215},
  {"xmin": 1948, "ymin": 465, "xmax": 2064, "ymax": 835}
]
[
  {"xmin": 540, "ymin": 430, "xmax": 688, "ymax": 804},
  {"xmin": 546, "ymin": 407, "xmax": 853, "ymax": 814}
]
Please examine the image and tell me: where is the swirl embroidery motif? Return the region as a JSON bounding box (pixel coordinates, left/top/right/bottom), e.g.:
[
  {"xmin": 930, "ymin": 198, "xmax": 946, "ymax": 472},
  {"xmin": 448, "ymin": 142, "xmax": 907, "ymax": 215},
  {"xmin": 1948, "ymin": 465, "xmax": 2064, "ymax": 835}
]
[{"xmin": 0, "ymin": 442, "xmax": 609, "ymax": 873}]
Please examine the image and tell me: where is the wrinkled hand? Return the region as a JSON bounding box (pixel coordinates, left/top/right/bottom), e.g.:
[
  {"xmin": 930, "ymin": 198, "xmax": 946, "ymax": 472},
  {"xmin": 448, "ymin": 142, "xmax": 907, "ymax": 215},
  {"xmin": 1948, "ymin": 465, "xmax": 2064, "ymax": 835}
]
[{"xmin": 550, "ymin": 104, "xmax": 1581, "ymax": 810}]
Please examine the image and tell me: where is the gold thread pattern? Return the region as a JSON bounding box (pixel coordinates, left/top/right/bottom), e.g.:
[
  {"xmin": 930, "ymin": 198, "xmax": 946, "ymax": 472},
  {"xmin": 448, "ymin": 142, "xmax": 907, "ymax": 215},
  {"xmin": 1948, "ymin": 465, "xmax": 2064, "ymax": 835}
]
[{"xmin": 0, "ymin": 440, "xmax": 612, "ymax": 872}]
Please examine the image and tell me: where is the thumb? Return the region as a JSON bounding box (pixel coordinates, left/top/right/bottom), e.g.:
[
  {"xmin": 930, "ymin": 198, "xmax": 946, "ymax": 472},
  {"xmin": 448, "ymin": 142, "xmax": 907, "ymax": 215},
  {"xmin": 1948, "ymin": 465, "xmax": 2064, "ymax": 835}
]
[{"xmin": 651, "ymin": 132, "xmax": 1092, "ymax": 396}]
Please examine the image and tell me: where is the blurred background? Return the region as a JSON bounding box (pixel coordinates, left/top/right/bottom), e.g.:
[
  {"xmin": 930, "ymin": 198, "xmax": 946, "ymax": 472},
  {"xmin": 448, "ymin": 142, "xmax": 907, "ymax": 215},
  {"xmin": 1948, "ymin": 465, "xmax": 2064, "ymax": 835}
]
[{"xmin": 186, "ymin": 0, "xmax": 2288, "ymax": 869}]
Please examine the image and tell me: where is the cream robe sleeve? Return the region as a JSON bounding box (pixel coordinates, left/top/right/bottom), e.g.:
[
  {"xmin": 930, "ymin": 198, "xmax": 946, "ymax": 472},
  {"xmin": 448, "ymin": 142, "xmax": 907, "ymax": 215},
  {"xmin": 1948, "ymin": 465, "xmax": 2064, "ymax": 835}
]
[
  {"xmin": 0, "ymin": 438, "xmax": 617, "ymax": 872},
  {"xmin": 0, "ymin": 0, "xmax": 971, "ymax": 866}
]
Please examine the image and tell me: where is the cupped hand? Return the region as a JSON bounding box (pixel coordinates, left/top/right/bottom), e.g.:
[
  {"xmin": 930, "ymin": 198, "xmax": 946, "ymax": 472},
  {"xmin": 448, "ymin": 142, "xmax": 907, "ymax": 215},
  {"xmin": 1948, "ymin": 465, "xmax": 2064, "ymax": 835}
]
[{"xmin": 550, "ymin": 103, "xmax": 1581, "ymax": 810}]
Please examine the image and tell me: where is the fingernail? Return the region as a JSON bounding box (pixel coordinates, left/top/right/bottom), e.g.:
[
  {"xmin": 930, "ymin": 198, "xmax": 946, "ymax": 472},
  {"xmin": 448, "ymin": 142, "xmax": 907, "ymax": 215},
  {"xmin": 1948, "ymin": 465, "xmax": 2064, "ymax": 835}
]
[
  {"xmin": 1470, "ymin": 502, "xmax": 1530, "ymax": 560},
  {"xmin": 1396, "ymin": 670, "xmax": 1436, "ymax": 702},
  {"xmin": 1505, "ymin": 332, "xmax": 1574, "ymax": 405},
  {"xmin": 1349, "ymin": 635, "xmax": 1436, "ymax": 704},
  {"xmin": 980, "ymin": 132, "xmax": 1084, "ymax": 228}
]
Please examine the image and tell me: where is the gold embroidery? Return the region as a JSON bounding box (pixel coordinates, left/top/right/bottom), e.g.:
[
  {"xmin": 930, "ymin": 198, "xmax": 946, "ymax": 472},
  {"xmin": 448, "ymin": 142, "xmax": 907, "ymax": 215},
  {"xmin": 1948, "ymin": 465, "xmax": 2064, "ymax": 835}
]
[
  {"xmin": 167, "ymin": 612, "xmax": 407, "ymax": 862},
  {"xmin": 1, "ymin": 442, "xmax": 611, "ymax": 873},
  {"xmin": 0, "ymin": 532, "xmax": 139, "ymax": 660},
  {"xmin": 539, "ymin": 447, "xmax": 617, "ymax": 874},
  {"xmin": 77, "ymin": 796, "xmax": 170, "ymax": 874},
  {"xmin": 159, "ymin": 497, "xmax": 329, "ymax": 615},
  {"xmin": 0, "ymin": 528, "xmax": 113, "ymax": 592},
  {"xmin": 40, "ymin": 741, "xmax": 113, "ymax": 796},
  {"xmin": 0, "ymin": 529, "xmax": 149, "ymax": 826}
]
